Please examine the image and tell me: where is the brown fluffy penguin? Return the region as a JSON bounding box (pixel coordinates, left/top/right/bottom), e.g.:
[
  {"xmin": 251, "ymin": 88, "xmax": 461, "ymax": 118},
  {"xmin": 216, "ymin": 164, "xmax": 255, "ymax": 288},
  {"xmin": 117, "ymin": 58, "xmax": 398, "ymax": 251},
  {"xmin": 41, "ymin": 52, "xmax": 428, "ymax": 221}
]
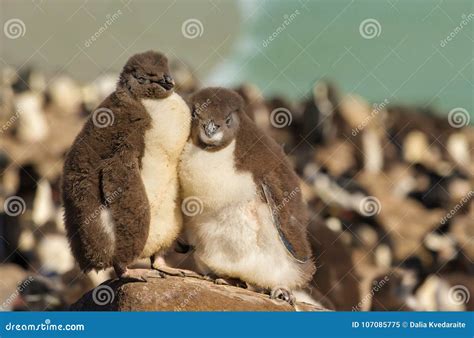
[
  {"xmin": 62, "ymin": 51, "xmax": 191, "ymax": 279},
  {"xmin": 178, "ymin": 87, "xmax": 315, "ymax": 303}
]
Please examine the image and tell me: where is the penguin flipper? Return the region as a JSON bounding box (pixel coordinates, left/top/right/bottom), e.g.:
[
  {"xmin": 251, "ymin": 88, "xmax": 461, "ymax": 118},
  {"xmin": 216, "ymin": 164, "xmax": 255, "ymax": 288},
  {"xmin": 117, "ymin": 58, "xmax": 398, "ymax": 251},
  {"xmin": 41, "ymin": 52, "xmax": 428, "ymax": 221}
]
[
  {"xmin": 100, "ymin": 154, "xmax": 150, "ymax": 268},
  {"xmin": 260, "ymin": 181, "xmax": 310, "ymax": 263},
  {"xmin": 62, "ymin": 161, "xmax": 114, "ymax": 272}
]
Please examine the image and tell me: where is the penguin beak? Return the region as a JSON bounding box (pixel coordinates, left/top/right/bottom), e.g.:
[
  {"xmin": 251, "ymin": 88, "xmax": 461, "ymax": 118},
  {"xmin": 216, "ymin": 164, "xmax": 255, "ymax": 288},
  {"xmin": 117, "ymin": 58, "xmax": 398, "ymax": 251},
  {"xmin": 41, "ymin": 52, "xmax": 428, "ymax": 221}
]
[
  {"xmin": 157, "ymin": 74, "xmax": 175, "ymax": 90},
  {"xmin": 203, "ymin": 120, "xmax": 219, "ymax": 138}
]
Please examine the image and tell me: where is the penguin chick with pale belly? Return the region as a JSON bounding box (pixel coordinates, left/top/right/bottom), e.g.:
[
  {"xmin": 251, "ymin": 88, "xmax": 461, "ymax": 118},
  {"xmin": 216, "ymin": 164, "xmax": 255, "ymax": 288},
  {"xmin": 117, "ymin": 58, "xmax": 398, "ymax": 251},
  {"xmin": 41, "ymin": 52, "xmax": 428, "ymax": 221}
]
[
  {"xmin": 62, "ymin": 51, "xmax": 191, "ymax": 279},
  {"xmin": 179, "ymin": 87, "xmax": 315, "ymax": 303}
]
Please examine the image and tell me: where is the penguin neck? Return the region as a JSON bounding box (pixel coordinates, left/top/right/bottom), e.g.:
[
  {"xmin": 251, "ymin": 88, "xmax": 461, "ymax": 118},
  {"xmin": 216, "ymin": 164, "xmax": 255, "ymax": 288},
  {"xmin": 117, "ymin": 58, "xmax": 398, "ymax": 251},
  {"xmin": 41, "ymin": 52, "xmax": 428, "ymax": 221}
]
[
  {"xmin": 234, "ymin": 112, "xmax": 260, "ymax": 147},
  {"xmin": 141, "ymin": 93, "xmax": 191, "ymax": 157}
]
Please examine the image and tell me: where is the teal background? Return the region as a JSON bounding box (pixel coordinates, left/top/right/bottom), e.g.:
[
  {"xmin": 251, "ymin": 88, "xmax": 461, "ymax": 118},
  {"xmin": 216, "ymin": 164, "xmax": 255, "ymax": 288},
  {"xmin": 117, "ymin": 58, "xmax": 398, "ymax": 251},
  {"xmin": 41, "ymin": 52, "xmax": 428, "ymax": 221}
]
[
  {"xmin": 208, "ymin": 0, "xmax": 474, "ymax": 119},
  {"xmin": 1, "ymin": 0, "xmax": 473, "ymax": 119}
]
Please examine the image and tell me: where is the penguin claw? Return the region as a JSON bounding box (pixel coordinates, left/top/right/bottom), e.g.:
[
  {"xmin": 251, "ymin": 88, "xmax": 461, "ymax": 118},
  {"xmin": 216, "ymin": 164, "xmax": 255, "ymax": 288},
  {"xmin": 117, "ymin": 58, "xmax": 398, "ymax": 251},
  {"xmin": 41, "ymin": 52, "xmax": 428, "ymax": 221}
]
[
  {"xmin": 153, "ymin": 265, "xmax": 203, "ymax": 279},
  {"xmin": 214, "ymin": 278, "xmax": 230, "ymax": 286},
  {"xmin": 143, "ymin": 270, "xmax": 166, "ymax": 280},
  {"xmin": 181, "ymin": 269, "xmax": 206, "ymax": 280},
  {"xmin": 270, "ymin": 287, "xmax": 295, "ymax": 305},
  {"xmin": 213, "ymin": 277, "xmax": 247, "ymax": 288},
  {"xmin": 119, "ymin": 268, "xmax": 153, "ymax": 283},
  {"xmin": 120, "ymin": 276, "xmax": 147, "ymax": 283}
]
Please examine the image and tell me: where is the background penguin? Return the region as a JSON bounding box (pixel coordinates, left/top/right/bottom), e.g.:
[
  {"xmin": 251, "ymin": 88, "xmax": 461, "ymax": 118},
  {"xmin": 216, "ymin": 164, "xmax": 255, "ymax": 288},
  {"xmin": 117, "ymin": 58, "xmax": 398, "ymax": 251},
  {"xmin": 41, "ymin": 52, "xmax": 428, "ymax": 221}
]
[
  {"xmin": 62, "ymin": 51, "xmax": 191, "ymax": 279},
  {"xmin": 306, "ymin": 219, "xmax": 361, "ymax": 310},
  {"xmin": 178, "ymin": 87, "xmax": 315, "ymax": 303}
]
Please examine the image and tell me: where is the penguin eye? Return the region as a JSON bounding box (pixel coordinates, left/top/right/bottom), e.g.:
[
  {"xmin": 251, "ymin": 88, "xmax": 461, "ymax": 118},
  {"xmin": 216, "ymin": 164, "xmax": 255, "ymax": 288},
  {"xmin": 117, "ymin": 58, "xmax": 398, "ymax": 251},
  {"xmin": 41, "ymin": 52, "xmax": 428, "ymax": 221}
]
[
  {"xmin": 225, "ymin": 114, "xmax": 233, "ymax": 126},
  {"xmin": 133, "ymin": 73, "xmax": 149, "ymax": 84}
]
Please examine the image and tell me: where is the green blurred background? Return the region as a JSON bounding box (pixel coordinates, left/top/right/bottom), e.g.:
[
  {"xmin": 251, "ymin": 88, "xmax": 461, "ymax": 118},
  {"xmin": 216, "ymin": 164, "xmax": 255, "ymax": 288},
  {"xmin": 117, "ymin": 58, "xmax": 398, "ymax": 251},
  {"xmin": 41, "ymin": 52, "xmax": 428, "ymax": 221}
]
[{"xmin": 1, "ymin": 0, "xmax": 473, "ymax": 119}]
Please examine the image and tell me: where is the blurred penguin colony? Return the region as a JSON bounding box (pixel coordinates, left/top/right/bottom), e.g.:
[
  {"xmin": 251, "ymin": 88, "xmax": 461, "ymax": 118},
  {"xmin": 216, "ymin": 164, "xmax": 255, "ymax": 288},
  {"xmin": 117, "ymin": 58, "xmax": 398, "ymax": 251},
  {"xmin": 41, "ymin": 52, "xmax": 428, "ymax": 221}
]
[{"xmin": 0, "ymin": 60, "xmax": 472, "ymax": 311}]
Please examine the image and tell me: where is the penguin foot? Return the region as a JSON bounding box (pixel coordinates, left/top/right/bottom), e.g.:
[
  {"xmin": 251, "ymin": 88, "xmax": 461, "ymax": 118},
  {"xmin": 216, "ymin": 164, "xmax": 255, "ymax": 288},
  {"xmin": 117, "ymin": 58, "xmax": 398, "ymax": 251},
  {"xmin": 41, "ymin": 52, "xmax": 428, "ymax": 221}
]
[
  {"xmin": 119, "ymin": 268, "xmax": 161, "ymax": 282},
  {"xmin": 150, "ymin": 254, "xmax": 205, "ymax": 279},
  {"xmin": 214, "ymin": 278, "xmax": 230, "ymax": 286},
  {"xmin": 153, "ymin": 265, "xmax": 204, "ymax": 279},
  {"xmin": 213, "ymin": 277, "xmax": 247, "ymax": 289},
  {"xmin": 270, "ymin": 287, "xmax": 296, "ymax": 305}
]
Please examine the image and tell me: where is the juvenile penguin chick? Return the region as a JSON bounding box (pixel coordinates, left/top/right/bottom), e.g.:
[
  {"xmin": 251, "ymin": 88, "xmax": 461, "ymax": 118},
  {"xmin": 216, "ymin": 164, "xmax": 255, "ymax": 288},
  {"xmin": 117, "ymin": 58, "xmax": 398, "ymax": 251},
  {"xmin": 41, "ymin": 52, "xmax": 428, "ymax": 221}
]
[
  {"xmin": 62, "ymin": 51, "xmax": 191, "ymax": 280},
  {"xmin": 179, "ymin": 87, "xmax": 315, "ymax": 303}
]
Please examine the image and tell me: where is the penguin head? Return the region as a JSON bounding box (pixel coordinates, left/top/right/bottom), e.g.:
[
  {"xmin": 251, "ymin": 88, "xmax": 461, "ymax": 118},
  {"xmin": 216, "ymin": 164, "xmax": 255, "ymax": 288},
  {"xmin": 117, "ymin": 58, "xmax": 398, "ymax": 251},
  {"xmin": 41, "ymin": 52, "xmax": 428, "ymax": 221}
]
[
  {"xmin": 188, "ymin": 87, "xmax": 244, "ymax": 151},
  {"xmin": 119, "ymin": 50, "xmax": 175, "ymax": 99}
]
